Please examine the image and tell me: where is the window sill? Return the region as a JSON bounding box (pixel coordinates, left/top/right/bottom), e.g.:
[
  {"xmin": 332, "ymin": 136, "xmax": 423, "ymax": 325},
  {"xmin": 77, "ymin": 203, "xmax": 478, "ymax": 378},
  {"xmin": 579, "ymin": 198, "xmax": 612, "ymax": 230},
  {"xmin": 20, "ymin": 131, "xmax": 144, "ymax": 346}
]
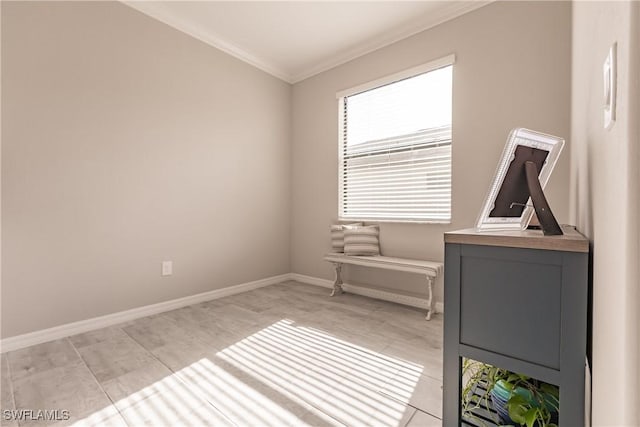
[{"xmin": 338, "ymin": 217, "xmax": 451, "ymax": 225}]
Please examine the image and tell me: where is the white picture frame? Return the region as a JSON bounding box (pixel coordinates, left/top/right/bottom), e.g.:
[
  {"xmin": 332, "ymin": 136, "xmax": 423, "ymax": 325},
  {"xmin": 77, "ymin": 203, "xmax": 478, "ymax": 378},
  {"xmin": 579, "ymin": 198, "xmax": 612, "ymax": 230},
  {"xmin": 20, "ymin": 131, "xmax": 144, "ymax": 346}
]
[{"xmin": 476, "ymin": 128, "xmax": 565, "ymax": 231}]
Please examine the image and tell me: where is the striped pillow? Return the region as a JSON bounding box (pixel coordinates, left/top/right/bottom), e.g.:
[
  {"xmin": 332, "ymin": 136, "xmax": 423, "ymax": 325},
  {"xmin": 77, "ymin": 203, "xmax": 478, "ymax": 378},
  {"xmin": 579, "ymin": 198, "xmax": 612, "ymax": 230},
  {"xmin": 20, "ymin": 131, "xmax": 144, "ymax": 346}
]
[
  {"xmin": 343, "ymin": 225, "xmax": 380, "ymax": 256},
  {"xmin": 330, "ymin": 222, "xmax": 362, "ymax": 252}
]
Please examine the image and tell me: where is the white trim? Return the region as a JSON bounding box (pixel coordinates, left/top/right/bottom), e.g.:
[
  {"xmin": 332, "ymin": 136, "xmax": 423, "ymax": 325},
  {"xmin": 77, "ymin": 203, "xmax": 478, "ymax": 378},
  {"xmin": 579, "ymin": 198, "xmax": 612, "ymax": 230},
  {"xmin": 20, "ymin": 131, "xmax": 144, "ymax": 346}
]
[
  {"xmin": 290, "ymin": 273, "xmax": 444, "ymax": 314},
  {"xmin": 122, "ymin": 1, "xmax": 291, "ymax": 83},
  {"xmin": 0, "ymin": 274, "xmax": 289, "ymax": 353},
  {"xmin": 337, "ymin": 218, "xmax": 452, "ymax": 225},
  {"xmin": 291, "ymin": 2, "xmax": 490, "ymax": 83},
  {"xmin": 0, "ymin": 271, "xmax": 444, "ymax": 353},
  {"xmin": 336, "ymin": 54, "xmax": 455, "ymax": 99},
  {"xmin": 337, "ymin": 97, "xmax": 346, "ymax": 217},
  {"xmin": 122, "ymin": 1, "xmax": 489, "ymax": 84}
]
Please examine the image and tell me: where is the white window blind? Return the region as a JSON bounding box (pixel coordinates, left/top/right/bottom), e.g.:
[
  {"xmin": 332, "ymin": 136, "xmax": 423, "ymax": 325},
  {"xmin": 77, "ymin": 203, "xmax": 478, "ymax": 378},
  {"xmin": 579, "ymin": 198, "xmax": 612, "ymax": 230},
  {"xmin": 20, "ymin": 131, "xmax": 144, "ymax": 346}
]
[{"xmin": 339, "ymin": 63, "xmax": 453, "ymax": 222}]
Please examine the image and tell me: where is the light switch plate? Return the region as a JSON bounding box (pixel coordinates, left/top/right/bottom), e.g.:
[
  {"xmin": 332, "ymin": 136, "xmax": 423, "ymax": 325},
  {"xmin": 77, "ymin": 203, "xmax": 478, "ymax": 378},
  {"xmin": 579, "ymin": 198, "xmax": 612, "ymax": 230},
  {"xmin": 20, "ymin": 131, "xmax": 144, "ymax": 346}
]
[
  {"xmin": 603, "ymin": 43, "xmax": 617, "ymax": 129},
  {"xmin": 162, "ymin": 261, "xmax": 172, "ymax": 276}
]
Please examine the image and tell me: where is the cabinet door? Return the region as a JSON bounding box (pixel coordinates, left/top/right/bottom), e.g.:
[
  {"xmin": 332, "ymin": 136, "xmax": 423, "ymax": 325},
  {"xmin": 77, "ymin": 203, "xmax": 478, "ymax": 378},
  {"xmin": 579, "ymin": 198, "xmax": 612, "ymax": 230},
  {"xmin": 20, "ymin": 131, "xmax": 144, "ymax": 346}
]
[{"xmin": 459, "ymin": 245, "xmax": 562, "ymax": 369}]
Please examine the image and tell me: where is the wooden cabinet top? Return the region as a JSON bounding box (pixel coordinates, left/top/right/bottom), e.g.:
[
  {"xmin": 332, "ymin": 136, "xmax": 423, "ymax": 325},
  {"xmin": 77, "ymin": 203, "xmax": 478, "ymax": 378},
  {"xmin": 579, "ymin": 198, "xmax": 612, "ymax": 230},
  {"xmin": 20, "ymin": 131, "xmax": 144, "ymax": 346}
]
[{"xmin": 444, "ymin": 225, "xmax": 589, "ymax": 253}]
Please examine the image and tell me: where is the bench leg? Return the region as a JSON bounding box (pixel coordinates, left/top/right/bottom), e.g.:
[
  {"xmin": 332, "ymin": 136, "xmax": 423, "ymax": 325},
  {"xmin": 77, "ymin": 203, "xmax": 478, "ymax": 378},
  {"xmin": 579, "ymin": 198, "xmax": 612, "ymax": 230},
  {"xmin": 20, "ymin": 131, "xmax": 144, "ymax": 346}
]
[
  {"xmin": 425, "ymin": 276, "xmax": 434, "ymax": 320},
  {"xmin": 330, "ymin": 262, "xmax": 344, "ymax": 297}
]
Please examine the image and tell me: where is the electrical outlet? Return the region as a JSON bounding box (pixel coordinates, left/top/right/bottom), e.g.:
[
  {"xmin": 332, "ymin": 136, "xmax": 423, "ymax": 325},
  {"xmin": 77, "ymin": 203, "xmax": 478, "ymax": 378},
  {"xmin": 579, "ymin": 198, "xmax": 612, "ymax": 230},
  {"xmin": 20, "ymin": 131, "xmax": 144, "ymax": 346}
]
[{"xmin": 162, "ymin": 261, "xmax": 172, "ymax": 276}]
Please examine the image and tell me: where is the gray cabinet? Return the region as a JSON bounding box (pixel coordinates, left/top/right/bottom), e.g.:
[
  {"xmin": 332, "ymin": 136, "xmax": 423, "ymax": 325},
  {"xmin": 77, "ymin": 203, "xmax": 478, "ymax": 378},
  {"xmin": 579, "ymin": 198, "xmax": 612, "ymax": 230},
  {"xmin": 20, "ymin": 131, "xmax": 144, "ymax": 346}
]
[{"xmin": 443, "ymin": 226, "xmax": 589, "ymax": 426}]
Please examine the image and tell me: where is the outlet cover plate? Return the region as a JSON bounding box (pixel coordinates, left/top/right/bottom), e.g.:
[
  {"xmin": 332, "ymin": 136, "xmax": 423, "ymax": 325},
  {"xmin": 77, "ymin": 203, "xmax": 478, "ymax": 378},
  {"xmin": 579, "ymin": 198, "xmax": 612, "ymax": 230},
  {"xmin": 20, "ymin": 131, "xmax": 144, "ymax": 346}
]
[{"xmin": 162, "ymin": 261, "xmax": 173, "ymax": 276}]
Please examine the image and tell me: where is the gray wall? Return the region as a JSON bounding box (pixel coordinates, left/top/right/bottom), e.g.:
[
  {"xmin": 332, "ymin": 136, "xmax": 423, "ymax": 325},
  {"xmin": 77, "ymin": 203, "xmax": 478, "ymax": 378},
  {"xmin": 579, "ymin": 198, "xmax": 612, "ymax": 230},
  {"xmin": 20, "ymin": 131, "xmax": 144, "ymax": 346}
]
[
  {"xmin": 1, "ymin": 1, "xmax": 292, "ymax": 338},
  {"xmin": 570, "ymin": 1, "xmax": 640, "ymax": 425},
  {"xmin": 291, "ymin": 1, "xmax": 572, "ymax": 303}
]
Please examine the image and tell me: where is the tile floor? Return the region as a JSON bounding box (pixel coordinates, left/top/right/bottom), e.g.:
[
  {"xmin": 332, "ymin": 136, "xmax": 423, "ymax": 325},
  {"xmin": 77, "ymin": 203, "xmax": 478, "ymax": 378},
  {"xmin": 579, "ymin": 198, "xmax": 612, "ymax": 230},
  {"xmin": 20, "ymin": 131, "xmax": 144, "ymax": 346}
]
[{"xmin": 1, "ymin": 281, "xmax": 443, "ymax": 427}]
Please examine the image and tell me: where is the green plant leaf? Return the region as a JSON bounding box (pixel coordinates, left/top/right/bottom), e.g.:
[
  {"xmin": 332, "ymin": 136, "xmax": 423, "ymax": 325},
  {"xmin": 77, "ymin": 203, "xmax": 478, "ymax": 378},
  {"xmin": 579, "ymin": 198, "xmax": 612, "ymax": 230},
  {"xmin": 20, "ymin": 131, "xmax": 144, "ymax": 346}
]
[
  {"xmin": 506, "ymin": 394, "xmax": 528, "ymax": 424},
  {"xmin": 461, "ymin": 363, "xmax": 558, "ymax": 427},
  {"xmin": 501, "ymin": 380, "xmax": 514, "ymax": 392},
  {"xmin": 524, "ymin": 408, "xmax": 539, "ymax": 427},
  {"xmin": 540, "ymin": 383, "xmax": 559, "ymax": 396}
]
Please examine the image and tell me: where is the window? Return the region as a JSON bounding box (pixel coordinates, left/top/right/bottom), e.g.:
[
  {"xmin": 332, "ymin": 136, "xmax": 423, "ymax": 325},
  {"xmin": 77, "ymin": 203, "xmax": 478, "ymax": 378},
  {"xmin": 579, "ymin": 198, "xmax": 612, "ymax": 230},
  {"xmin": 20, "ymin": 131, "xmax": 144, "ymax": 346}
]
[{"xmin": 338, "ymin": 56, "xmax": 453, "ymax": 223}]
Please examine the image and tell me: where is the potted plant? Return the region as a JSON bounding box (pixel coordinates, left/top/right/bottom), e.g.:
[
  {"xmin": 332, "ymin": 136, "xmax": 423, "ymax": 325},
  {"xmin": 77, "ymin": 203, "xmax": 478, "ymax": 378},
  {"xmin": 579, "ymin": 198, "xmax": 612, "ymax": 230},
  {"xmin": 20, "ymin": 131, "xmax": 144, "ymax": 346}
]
[{"xmin": 462, "ymin": 360, "xmax": 560, "ymax": 427}]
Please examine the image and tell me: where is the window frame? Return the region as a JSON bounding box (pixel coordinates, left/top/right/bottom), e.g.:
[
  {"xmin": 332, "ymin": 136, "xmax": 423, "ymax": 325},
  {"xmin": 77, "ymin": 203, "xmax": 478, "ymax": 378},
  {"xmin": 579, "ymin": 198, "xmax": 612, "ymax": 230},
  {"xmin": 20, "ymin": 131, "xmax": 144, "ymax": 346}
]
[{"xmin": 336, "ymin": 54, "xmax": 455, "ymax": 224}]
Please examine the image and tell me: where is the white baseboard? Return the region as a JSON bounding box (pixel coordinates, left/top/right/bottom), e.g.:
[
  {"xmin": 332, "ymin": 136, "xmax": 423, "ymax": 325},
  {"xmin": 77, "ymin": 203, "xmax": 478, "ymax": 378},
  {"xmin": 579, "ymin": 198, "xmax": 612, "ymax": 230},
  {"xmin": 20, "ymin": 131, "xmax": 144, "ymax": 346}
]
[
  {"xmin": 289, "ymin": 272, "xmax": 444, "ymax": 314},
  {"xmin": 0, "ymin": 274, "xmax": 290, "ymax": 353},
  {"xmin": 1, "ymin": 271, "xmax": 443, "ymax": 353}
]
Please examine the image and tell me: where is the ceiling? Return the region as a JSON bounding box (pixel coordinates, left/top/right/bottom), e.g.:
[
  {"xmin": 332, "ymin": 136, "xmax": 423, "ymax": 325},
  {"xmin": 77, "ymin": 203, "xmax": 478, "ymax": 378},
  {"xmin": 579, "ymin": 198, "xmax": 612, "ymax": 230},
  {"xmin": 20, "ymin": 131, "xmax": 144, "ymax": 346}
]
[{"xmin": 124, "ymin": 1, "xmax": 490, "ymax": 83}]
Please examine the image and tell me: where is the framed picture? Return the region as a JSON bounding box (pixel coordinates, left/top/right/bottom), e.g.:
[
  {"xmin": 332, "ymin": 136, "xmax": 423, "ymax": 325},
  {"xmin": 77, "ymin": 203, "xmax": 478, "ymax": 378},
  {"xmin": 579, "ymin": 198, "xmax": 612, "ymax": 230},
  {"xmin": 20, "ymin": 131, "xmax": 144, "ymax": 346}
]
[{"xmin": 476, "ymin": 128, "xmax": 565, "ymax": 231}]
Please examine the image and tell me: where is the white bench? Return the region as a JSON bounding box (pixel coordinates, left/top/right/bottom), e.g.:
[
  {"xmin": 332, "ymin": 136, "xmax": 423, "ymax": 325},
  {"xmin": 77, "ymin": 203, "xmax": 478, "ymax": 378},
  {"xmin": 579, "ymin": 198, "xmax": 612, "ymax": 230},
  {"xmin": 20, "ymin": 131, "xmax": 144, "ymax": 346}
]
[{"xmin": 323, "ymin": 253, "xmax": 444, "ymax": 320}]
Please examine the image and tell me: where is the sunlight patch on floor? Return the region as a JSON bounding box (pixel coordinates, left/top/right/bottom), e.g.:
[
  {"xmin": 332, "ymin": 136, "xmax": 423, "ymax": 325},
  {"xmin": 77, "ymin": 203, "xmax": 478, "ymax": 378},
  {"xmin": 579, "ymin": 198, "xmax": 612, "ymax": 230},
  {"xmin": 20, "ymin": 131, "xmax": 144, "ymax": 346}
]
[
  {"xmin": 69, "ymin": 405, "xmax": 124, "ymax": 427},
  {"xmin": 74, "ymin": 318, "xmax": 424, "ymax": 426},
  {"xmin": 100, "ymin": 367, "xmax": 232, "ymax": 426},
  {"xmin": 215, "ymin": 319, "xmax": 424, "ymax": 426}
]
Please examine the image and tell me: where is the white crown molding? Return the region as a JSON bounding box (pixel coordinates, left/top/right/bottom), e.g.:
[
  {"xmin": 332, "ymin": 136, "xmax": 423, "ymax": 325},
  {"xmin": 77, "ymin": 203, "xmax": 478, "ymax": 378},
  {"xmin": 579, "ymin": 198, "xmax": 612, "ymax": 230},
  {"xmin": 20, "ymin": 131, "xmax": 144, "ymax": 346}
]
[
  {"xmin": 122, "ymin": 1, "xmax": 293, "ymax": 83},
  {"xmin": 0, "ymin": 274, "xmax": 290, "ymax": 353},
  {"xmin": 289, "ymin": 272, "xmax": 444, "ymax": 314},
  {"xmin": 290, "ymin": 1, "xmax": 493, "ymax": 83},
  {"xmin": 122, "ymin": 1, "xmax": 492, "ymax": 85}
]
